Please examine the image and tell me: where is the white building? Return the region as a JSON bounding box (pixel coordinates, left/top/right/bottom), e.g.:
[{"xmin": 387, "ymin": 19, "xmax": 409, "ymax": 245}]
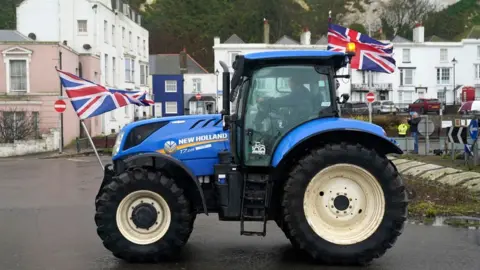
[
  {"xmin": 184, "ymin": 73, "xmax": 219, "ymax": 114},
  {"xmin": 213, "ymin": 21, "xmax": 480, "ymax": 109},
  {"xmin": 16, "ymin": 0, "xmax": 150, "ymax": 134}
]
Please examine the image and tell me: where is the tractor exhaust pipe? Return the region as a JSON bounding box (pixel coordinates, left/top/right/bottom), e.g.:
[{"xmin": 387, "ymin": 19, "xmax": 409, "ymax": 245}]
[{"xmin": 219, "ymin": 61, "xmax": 230, "ymax": 116}]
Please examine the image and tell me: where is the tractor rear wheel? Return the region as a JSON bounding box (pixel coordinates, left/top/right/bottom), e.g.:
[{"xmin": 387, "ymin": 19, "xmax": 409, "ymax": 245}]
[
  {"xmin": 95, "ymin": 167, "xmax": 195, "ymax": 263},
  {"xmin": 281, "ymin": 143, "xmax": 407, "ymax": 265}
]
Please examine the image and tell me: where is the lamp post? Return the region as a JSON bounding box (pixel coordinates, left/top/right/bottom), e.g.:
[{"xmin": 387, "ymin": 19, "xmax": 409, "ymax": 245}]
[
  {"xmin": 215, "ymin": 69, "xmax": 219, "ymax": 113},
  {"xmin": 452, "ymin": 57, "xmax": 458, "ymax": 105}
]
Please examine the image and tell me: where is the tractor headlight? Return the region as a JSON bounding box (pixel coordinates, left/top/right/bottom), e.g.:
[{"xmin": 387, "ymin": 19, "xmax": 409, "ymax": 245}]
[{"xmin": 112, "ymin": 131, "xmax": 125, "ymax": 157}]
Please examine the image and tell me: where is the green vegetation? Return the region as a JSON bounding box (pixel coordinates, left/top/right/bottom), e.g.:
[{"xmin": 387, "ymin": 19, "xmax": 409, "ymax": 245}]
[{"xmin": 404, "ymin": 175, "xmax": 480, "ymax": 220}]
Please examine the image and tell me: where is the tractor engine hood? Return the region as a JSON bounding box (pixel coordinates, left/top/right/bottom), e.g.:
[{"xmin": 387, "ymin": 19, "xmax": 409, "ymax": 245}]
[{"xmin": 113, "ymin": 114, "xmax": 228, "ymax": 161}]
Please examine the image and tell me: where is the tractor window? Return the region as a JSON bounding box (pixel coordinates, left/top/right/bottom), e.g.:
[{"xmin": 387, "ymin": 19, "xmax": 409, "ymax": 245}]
[{"xmin": 242, "ymin": 65, "xmax": 333, "ymax": 167}]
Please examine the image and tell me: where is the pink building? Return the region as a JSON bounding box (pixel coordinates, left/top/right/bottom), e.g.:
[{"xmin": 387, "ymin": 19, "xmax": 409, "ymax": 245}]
[{"xmin": 0, "ymin": 30, "xmax": 102, "ymax": 146}]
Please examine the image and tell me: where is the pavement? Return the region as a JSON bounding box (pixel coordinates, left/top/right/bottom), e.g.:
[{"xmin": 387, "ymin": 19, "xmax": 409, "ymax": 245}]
[
  {"xmin": 388, "ymin": 156, "xmax": 480, "ymax": 192},
  {"xmin": 1, "ymin": 156, "xmax": 480, "ymax": 269}
]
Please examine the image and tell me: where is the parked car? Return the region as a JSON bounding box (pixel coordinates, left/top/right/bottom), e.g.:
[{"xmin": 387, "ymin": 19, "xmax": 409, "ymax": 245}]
[
  {"xmin": 408, "ymin": 98, "xmax": 442, "ymax": 114},
  {"xmin": 372, "ymin": 100, "xmax": 399, "ymax": 114}
]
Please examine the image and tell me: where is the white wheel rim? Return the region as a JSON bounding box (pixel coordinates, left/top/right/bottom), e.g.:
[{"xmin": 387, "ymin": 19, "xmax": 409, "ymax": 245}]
[
  {"xmin": 303, "ymin": 164, "xmax": 385, "ymax": 245},
  {"xmin": 116, "ymin": 190, "xmax": 171, "ymax": 245}
]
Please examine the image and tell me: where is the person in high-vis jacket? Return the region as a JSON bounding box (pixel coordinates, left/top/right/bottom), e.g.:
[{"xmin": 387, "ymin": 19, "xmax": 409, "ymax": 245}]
[{"xmin": 398, "ymin": 122, "xmax": 408, "ymax": 137}]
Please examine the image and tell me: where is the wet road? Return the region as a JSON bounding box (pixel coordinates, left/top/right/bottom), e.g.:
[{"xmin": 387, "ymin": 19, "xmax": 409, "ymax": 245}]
[{"xmin": 1, "ymin": 156, "xmax": 480, "ymax": 270}]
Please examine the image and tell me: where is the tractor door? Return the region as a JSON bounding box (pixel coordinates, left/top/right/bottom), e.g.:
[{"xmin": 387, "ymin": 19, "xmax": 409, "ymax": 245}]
[{"xmin": 240, "ymin": 65, "xmax": 335, "ymax": 167}]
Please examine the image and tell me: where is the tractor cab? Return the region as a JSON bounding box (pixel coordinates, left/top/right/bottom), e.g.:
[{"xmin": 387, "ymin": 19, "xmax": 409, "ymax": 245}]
[{"xmin": 220, "ymin": 50, "xmax": 354, "ymax": 168}]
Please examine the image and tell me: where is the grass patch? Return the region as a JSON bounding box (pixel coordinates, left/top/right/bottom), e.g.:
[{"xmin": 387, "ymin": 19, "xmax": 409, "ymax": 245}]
[{"xmin": 405, "ymin": 175, "xmax": 480, "ymax": 219}]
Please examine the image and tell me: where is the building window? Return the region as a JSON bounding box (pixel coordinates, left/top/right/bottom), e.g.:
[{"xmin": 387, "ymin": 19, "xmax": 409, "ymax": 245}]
[
  {"xmin": 137, "ymin": 36, "xmax": 140, "ymax": 54},
  {"xmin": 104, "ymin": 20, "xmax": 108, "ymax": 43},
  {"xmin": 125, "ymin": 104, "xmax": 129, "ymax": 115},
  {"xmin": 112, "ymin": 57, "xmax": 116, "ymax": 86},
  {"xmin": 125, "ymin": 57, "xmax": 133, "ymax": 82},
  {"xmin": 104, "ymin": 54, "xmax": 108, "ymax": 84},
  {"xmin": 122, "ymin": 27, "xmax": 126, "ymax": 47},
  {"xmin": 477, "ymin": 46, "xmax": 480, "ymax": 59},
  {"xmin": 475, "ymin": 64, "xmax": 480, "ymax": 80},
  {"xmin": 440, "ymin": 48, "xmax": 448, "ymax": 62},
  {"xmin": 192, "ymin": 78, "xmax": 202, "ymax": 93},
  {"xmin": 143, "ymin": 40, "xmax": 146, "ymax": 55},
  {"xmin": 129, "ymin": 31, "xmax": 132, "ymax": 49},
  {"xmin": 437, "ymin": 90, "xmax": 446, "ymax": 103},
  {"xmin": 110, "ymin": 111, "xmax": 115, "ymax": 120},
  {"xmin": 400, "ymin": 68, "xmax": 414, "ymax": 86},
  {"xmin": 402, "ymin": 49, "xmax": 410, "ymax": 63},
  {"xmin": 9, "ymin": 60, "xmax": 27, "ymax": 92},
  {"xmin": 140, "ymin": 64, "xmax": 147, "ymax": 85},
  {"xmin": 77, "ymin": 20, "xmax": 87, "ymax": 33},
  {"xmin": 165, "ymin": 80, "xmax": 177, "ymax": 92},
  {"xmin": 111, "ymin": 25, "xmax": 115, "ymax": 46},
  {"xmin": 32, "ymin": 111, "xmax": 40, "ymax": 138},
  {"xmin": 230, "ymin": 52, "xmax": 240, "ymax": 66},
  {"xmin": 436, "ymin": 67, "xmax": 451, "ymax": 85},
  {"xmin": 165, "ymin": 102, "xmax": 178, "ymax": 114}
]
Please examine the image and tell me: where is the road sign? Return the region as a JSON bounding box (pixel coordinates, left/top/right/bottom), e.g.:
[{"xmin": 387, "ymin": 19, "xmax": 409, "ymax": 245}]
[
  {"xmin": 54, "ymin": 99, "xmax": 66, "ymax": 113},
  {"xmin": 447, "ymin": 126, "xmax": 468, "ymax": 144},
  {"xmin": 366, "ymin": 92, "xmax": 375, "ymax": 103},
  {"xmin": 195, "ymin": 93, "xmax": 201, "ymax": 100},
  {"xmin": 469, "ymin": 119, "xmax": 479, "ymax": 140},
  {"xmin": 418, "ymin": 118, "xmax": 435, "ymax": 136}
]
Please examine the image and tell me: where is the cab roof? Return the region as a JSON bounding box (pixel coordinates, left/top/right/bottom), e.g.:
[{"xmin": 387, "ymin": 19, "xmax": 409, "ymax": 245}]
[{"xmin": 243, "ymin": 50, "xmax": 345, "ymax": 60}]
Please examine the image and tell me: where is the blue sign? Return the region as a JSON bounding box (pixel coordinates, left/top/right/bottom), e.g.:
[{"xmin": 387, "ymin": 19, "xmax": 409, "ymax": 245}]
[{"xmin": 469, "ymin": 119, "xmax": 479, "ymax": 140}]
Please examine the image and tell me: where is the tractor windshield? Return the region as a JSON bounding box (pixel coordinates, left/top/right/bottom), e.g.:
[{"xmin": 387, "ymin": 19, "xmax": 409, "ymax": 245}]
[{"xmin": 241, "ymin": 64, "xmax": 335, "ymax": 166}]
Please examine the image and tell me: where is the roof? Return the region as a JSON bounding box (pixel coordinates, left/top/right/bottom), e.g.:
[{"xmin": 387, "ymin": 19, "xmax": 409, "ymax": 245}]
[
  {"xmin": 0, "ymin": 30, "xmax": 32, "ymax": 41},
  {"xmin": 275, "ymin": 35, "xmax": 299, "ymax": 45},
  {"xmin": 315, "ymin": 35, "xmax": 328, "ymax": 45},
  {"xmin": 426, "ymin": 35, "xmax": 447, "ymax": 42},
  {"xmin": 466, "ymin": 26, "xmax": 480, "ymax": 39},
  {"xmin": 392, "ymin": 35, "xmax": 411, "ymax": 43},
  {"xmin": 149, "ymin": 53, "xmax": 208, "ymax": 75},
  {"xmin": 243, "ymin": 50, "xmax": 345, "ymax": 60},
  {"xmin": 224, "ymin": 34, "xmax": 245, "ymax": 44}
]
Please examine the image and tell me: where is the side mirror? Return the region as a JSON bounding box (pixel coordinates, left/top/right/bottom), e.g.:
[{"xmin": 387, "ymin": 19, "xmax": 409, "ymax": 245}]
[{"xmin": 338, "ymin": 93, "xmax": 349, "ymax": 104}]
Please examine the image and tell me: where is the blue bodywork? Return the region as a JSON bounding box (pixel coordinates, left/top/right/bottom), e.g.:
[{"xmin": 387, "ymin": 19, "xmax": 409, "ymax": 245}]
[{"xmin": 113, "ymin": 114, "xmax": 395, "ymax": 176}]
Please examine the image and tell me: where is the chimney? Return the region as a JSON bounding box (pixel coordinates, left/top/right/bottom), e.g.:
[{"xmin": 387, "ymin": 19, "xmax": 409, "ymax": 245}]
[
  {"xmin": 263, "ymin": 18, "xmax": 270, "ymax": 44},
  {"xmin": 413, "ymin": 22, "xmax": 424, "ymax": 43},
  {"xmin": 179, "ymin": 47, "xmax": 187, "ymax": 74},
  {"xmin": 214, "ymin": 36, "xmax": 220, "ymax": 45},
  {"xmin": 300, "ymin": 27, "xmax": 311, "ymax": 45}
]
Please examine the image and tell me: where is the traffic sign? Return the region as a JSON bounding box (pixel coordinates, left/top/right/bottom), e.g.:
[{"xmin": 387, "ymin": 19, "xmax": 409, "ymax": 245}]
[
  {"xmin": 469, "ymin": 119, "xmax": 479, "ymax": 140},
  {"xmin": 418, "ymin": 118, "xmax": 435, "ymax": 137},
  {"xmin": 195, "ymin": 93, "xmax": 201, "ymax": 100},
  {"xmin": 366, "ymin": 92, "xmax": 375, "ymax": 103},
  {"xmin": 447, "ymin": 126, "xmax": 468, "ymax": 144},
  {"xmin": 54, "ymin": 99, "xmax": 66, "ymax": 113}
]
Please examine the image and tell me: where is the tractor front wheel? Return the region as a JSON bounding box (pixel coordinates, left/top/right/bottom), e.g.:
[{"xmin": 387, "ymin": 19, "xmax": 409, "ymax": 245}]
[
  {"xmin": 281, "ymin": 143, "xmax": 407, "ymax": 265},
  {"xmin": 95, "ymin": 167, "xmax": 195, "ymax": 263}
]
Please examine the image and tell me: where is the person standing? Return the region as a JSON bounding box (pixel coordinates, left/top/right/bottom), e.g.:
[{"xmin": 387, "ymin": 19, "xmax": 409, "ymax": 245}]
[{"xmin": 408, "ymin": 112, "xmax": 421, "ymax": 154}]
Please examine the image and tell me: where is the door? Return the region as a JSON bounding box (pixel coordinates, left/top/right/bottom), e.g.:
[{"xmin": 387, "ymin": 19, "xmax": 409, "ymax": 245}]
[
  {"xmin": 418, "ymin": 90, "xmax": 425, "ymax": 98},
  {"xmin": 154, "ymin": 102, "xmax": 162, "ymax": 117},
  {"xmin": 241, "ymin": 65, "xmax": 334, "ymax": 167}
]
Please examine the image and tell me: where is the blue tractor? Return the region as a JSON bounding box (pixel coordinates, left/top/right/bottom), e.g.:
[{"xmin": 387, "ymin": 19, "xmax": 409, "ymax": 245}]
[{"xmin": 94, "ymin": 44, "xmax": 408, "ymax": 265}]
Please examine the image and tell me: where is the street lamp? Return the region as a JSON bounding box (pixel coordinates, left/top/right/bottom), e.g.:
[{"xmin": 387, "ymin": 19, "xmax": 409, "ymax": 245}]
[
  {"xmin": 452, "ymin": 57, "xmax": 458, "ymax": 105},
  {"xmin": 215, "ymin": 69, "xmax": 219, "ymax": 113}
]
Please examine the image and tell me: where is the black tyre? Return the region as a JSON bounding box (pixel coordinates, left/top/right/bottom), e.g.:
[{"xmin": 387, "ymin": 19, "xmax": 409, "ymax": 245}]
[
  {"xmin": 95, "ymin": 167, "xmax": 195, "ymax": 263},
  {"xmin": 281, "ymin": 143, "xmax": 408, "ymax": 265}
]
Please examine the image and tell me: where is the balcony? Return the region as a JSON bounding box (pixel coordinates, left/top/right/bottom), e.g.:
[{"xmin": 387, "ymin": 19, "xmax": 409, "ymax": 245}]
[{"xmin": 351, "ymin": 83, "xmax": 393, "ymax": 92}]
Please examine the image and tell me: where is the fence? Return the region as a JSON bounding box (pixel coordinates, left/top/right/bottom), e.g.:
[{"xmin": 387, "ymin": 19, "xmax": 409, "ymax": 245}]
[{"xmin": 76, "ymin": 134, "xmax": 117, "ymax": 153}]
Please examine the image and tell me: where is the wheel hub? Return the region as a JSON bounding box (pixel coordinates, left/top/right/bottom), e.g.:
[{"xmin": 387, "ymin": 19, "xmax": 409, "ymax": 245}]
[
  {"xmin": 333, "ymin": 195, "xmax": 350, "ymax": 211},
  {"xmin": 131, "ymin": 203, "xmax": 158, "ymax": 229}
]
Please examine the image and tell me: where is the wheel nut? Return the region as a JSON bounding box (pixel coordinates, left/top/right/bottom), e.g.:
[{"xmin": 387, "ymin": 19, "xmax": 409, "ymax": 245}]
[
  {"xmin": 349, "ymin": 206, "xmax": 352, "ymax": 209},
  {"xmin": 336, "ymin": 211, "xmax": 339, "ymax": 213}
]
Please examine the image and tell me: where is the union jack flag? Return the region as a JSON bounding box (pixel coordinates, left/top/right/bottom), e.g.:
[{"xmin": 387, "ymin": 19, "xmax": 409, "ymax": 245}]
[
  {"xmin": 327, "ymin": 23, "xmax": 396, "ymax": 74},
  {"xmin": 56, "ymin": 69, "xmax": 153, "ymax": 120}
]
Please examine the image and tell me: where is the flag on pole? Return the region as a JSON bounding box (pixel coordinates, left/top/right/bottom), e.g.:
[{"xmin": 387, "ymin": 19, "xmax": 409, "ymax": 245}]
[
  {"xmin": 327, "ymin": 23, "xmax": 396, "ymax": 74},
  {"xmin": 56, "ymin": 69, "xmax": 153, "ymax": 120}
]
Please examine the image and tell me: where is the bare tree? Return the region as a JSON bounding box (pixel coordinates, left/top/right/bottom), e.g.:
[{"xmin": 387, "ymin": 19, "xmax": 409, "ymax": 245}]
[
  {"xmin": 380, "ymin": 0, "xmax": 438, "ymax": 38},
  {"xmin": 0, "ymin": 108, "xmax": 38, "ymax": 143}
]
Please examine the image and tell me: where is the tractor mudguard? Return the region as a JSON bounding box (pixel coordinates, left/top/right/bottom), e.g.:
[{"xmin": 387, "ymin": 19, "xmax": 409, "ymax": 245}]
[
  {"xmin": 120, "ymin": 152, "xmax": 208, "ymax": 214},
  {"xmin": 271, "ymin": 118, "xmax": 402, "ymax": 167}
]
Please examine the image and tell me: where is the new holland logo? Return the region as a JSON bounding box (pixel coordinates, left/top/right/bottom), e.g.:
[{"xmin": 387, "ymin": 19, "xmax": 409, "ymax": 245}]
[{"xmin": 164, "ymin": 140, "xmax": 177, "ymax": 154}]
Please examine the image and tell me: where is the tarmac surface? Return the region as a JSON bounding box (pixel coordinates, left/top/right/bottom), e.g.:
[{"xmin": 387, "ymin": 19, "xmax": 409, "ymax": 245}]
[{"xmin": 1, "ymin": 155, "xmax": 480, "ymax": 270}]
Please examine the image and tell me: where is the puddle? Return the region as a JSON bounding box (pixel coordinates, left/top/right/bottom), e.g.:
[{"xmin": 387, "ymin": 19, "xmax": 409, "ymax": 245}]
[{"xmin": 414, "ymin": 216, "xmax": 480, "ymax": 229}]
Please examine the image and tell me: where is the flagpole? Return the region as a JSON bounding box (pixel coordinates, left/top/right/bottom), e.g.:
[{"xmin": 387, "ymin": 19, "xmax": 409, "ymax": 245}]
[{"xmin": 81, "ymin": 120, "xmax": 104, "ymax": 171}]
